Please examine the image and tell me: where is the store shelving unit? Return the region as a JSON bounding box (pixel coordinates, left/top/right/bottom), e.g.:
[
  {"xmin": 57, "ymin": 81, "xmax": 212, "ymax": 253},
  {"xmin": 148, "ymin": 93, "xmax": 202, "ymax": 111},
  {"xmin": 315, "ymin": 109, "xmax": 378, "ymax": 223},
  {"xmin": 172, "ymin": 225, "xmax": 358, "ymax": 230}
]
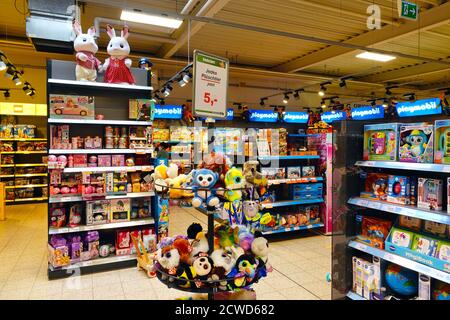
[
  {"xmin": 46, "ymin": 60, "xmax": 156, "ymax": 279},
  {"xmin": 355, "ymin": 160, "xmax": 450, "ymax": 173},
  {"xmin": 261, "ymin": 198, "xmax": 324, "ymax": 208},
  {"xmin": 262, "ymin": 222, "xmax": 324, "ymax": 235}
]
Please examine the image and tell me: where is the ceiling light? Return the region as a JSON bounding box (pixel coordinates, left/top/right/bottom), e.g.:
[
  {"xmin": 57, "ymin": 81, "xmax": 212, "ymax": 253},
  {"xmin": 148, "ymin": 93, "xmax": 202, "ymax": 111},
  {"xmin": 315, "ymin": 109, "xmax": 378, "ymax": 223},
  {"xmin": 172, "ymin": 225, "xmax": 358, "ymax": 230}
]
[
  {"xmin": 282, "ymin": 93, "xmax": 289, "ymax": 104},
  {"xmin": 321, "ymin": 100, "xmax": 327, "ymax": 109},
  {"xmin": 259, "ymin": 98, "xmax": 267, "ymax": 106},
  {"xmin": 4, "ymin": 68, "xmax": 14, "ymax": 79},
  {"xmin": 0, "ymin": 61, "xmax": 6, "ymax": 71},
  {"xmin": 356, "ymin": 51, "xmax": 396, "ymax": 62},
  {"xmin": 318, "ymin": 82, "xmax": 330, "ymax": 96},
  {"xmin": 293, "ymin": 89, "xmax": 303, "ymax": 100},
  {"xmin": 3, "ymin": 90, "xmax": 10, "ymax": 99},
  {"xmin": 162, "ymin": 84, "xmax": 173, "ymax": 97},
  {"xmin": 120, "ymin": 10, "xmax": 183, "ymax": 29},
  {"xmin": 339, "ymin": 79, "xmax": 346, "ymax": 88},
  {"xmin": 12, "ymin": 74, "xmax": 22, "ymax": 86},
  {"xmin": 29, "ymin": 89, "xmax": 35, "ymax": 97}
]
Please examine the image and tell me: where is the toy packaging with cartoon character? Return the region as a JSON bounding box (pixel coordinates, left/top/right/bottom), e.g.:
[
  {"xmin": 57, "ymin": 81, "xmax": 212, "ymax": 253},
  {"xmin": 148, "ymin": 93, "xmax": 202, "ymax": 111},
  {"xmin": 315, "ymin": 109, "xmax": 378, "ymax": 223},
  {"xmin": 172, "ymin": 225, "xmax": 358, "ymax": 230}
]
[
  {"xmin": 417, "ymin": 178, "xmax": 443, "ymax": 211},
  {"xmin": 360, "ymin": 172, "xmax": 389, "ymax": 201},
  {"xmin": 399, "ymin": 123, "xmax": 434, "ymax": 163},
  {"xmin": 49, "ymin": 94, "xmax": 95, "ymax": 119},
  {"xmin": 434, "ymin": 120, "xmax": 450, "ymax": 164},
  {"xmin": 363, "ymin": 123, "xmax": 401, "ymax": 161}
]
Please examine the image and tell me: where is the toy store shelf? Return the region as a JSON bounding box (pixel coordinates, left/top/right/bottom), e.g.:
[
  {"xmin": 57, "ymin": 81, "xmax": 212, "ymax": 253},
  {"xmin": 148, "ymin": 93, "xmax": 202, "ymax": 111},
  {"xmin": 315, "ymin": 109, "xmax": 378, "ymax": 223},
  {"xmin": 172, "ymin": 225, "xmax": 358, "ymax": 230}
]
[
  {"xmin": 288, "ymin": 134, "xmax": 321, "ymax": 138},
  {"xmin": 15, "ymin": 163, "xmax": 47, "ymax": 167},
  {"xmin": 0, "ymin": 151, "xmax": 47, "ymax": 154},
  {"xmin": 262, "ymin": 222, "xmax": 324, "ymax": 235},
  {"xmin": 48, "ymin": 218, "xmax": 155, "ymax": 235},
  {"xmin": 346, "ymin": 291, "xmax": 367, "ymax": 300},
  {"xmin": 48, "ymin": 191, "xmax": 155, "ymax": 203},
  {"xmin": 5, "ymin": 184, "xmax": 47, "ymax": 189},
  {"xmin": 49, "ymin": 149, "xmax": 152, "ymax": 155},
  {"xmin": 47, "ymin": 78, "xmax": 153, "ymax": 92},
  {"xmin": 267, "ymin": 177, "xmax": 323, "ymax": 186},
  {"xmin": 0, "ymin": 175, "xmax": 14, "ymax": 178},
  {"xmin": 14, "ymin": 197, "xmax": 48, "ymax": 202},
  {"xmin": 14, "ymin": 173, "xmax": 48, "ymax": 177},
  {"xmin": 261, "ymin": 198, "xmax": 323, "ymax": 209},
  {"xmin": 348, "ymin": 197, "xmax": 450, "ymax": 226},
  {"xmin": 258, "ymin": 155, "xmax": 320, "ymax": 161},
  {"xmin": 48, "ymin": 118, "xmax": 152, "ymax": 126},
  {"xmin": 348, "ymin": 240, "xmax": 450, "ymax": 283},
  {"xmin": 48, "ymin": 254, "xmax": 137, "ymax": 279},
  {"xmin": 63, "ymin": 165, "xmax": 154, "ymax": 173},
  {"xmin": 0, "ymin": 164, "xmax": 15, "ymax": 167},
  {"xmin": 355, "ymin": 161, "xmax": 450, "ymax": 173},
  {"xmin": 154, "ymin": 140, "xmax": 194, "ymax": 144},
  {"xmin": 0, "ymin": 138, "xmax": 47, "ymax": 141}
]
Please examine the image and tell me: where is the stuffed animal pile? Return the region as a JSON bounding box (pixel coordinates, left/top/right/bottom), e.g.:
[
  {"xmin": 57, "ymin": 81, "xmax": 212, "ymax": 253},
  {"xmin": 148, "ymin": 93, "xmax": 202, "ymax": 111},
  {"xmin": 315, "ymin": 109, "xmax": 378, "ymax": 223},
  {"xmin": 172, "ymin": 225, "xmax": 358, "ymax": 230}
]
[{"xmin": 154, "ymin": 223, "xmax": 271, "ymax": 291}]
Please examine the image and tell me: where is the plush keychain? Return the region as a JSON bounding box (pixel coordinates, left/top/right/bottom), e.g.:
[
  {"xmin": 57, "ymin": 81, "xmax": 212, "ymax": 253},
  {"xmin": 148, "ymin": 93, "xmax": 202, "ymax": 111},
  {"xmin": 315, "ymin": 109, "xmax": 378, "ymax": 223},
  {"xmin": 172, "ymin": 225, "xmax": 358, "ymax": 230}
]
[
  {"xmin": 191, "ymin": 169, "xmax": 220, "ymax": 208},
  {"xmin": 72, "ymin": 20, "xmax": 101, "ymax": 81},
  {"xmin": 101, "ymin": 24, "xmax": 136, "ymax": 84}
]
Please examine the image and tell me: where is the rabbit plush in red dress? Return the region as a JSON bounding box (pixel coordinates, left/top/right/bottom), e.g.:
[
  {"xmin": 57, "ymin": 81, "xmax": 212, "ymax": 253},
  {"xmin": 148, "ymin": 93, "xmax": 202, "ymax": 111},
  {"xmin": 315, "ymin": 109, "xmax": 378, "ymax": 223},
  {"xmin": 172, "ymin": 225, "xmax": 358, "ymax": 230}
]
[{"xmin": 100, "ymin": 24, "xmax": 136, "ymax": 85}]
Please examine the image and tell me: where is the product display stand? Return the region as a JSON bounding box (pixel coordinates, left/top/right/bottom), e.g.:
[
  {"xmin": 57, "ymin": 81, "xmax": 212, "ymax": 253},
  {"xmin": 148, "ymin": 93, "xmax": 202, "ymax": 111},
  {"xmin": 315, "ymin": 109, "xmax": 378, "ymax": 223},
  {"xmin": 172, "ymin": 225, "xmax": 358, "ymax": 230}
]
[{"xmin": 46, "ymin": 60, "xmax": 156, "ymax": 279}]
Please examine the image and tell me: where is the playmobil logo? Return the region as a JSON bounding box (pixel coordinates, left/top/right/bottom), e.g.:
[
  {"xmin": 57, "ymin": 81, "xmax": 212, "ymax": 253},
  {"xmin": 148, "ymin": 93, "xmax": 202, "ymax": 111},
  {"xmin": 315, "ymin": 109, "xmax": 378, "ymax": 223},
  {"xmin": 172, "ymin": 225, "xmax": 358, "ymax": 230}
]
[
  {"xmin": 283, "ymin": 112, "xmax": 309, "ymax": 123},
  {"xmin": 249, "ymin": 110, "xmax": 278, "ymax": 122},
  {"xmin": 396, "ymin": 98, "xmax": 442, "ymax": 117},
  {"xmin": 351, "ymin": 105, "xmax": 384, "ymax": 120},
  {"xmin": 321, "ymin": 111, "xmax": 346, "ymax": 123},
  {"xmin": 154, "ymin": 105, "xmax": 183, "ymax": 119}
]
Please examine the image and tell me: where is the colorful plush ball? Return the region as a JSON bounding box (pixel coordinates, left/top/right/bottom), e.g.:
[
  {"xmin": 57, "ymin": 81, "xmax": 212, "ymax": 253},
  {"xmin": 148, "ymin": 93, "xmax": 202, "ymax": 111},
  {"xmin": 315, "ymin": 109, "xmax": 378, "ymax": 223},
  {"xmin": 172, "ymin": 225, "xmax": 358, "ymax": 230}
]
[
  {"xmin": 89, "ymin": 156, "xmax": 97, "ymax": 163},
  {"xmin": 60, "ymin": 187, "xmax": 70, "ymax": 194},
  {"xmin": 70, "ymin": 187, "xmax": 78, "ymax": 194},
  {"xmin": 57, "ymin": 155, "xmax": 67, "ymax": 164},
  {"xmin": 48, "ymin": 155, "xmax": 57, "ymax": 162}
]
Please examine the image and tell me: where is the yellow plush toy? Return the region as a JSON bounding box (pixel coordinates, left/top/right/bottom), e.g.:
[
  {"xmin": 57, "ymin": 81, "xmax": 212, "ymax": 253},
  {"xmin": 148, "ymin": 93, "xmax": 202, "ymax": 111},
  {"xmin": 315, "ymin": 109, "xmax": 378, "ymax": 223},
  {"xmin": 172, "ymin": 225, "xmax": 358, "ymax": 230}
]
[
  {"xmin": 166, "ymin": 174, "xmax": 187, "ymax": 199},
  {"xmin": 224, "ymin": 167, "xmax": 245, "ymax": 202}
]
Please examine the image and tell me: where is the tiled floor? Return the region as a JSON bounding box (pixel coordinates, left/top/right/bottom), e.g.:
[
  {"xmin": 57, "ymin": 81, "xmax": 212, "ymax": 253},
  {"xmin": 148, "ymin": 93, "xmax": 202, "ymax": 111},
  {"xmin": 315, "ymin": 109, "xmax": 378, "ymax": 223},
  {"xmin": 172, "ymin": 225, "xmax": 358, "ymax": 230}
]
[{"xmin": 0, "ymin": 203, "xmax": 332, "ymax": 300}]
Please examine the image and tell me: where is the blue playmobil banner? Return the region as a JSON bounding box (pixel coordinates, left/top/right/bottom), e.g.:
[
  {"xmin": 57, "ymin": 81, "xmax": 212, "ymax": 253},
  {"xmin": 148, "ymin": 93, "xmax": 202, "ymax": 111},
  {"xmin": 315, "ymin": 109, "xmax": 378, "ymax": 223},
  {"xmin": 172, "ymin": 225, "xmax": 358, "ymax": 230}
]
[
  {"xmin": 321, "ymin": 110, "xmax": 346, "ymax": 123},
  {"xmin": 225, "ymin": 108, "xmax": 234, "ymax": 120},
  {"xmin": 396, "ymin": 98, "xmax": 442, "ymax": 117},
  {"xmin": 351, "ymin": 105, "xmax": 385, "ymax": 120},
  {"xmin": 154, "ymin": 105, "xmax": 183, "ymax": 119},
  {"xmin": 283, "ymin": 111, "xmax": 309, "ymax": 123},
  {"xmin": 249, "ymin": 109, "xmax": 278, "ymax": 122}
]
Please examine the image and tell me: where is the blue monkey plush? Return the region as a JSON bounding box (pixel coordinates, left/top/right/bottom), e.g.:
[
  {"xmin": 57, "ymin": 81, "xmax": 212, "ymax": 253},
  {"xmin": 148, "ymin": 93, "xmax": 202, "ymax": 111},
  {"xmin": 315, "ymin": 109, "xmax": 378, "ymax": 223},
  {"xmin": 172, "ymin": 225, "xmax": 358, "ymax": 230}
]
[
  {"xmin": 406, "ymin": 129, "xmax": 428, "ymax": 157},
  {"xmin": 191, "ymin": 169, "xmax": 220, "ymax": 208}
]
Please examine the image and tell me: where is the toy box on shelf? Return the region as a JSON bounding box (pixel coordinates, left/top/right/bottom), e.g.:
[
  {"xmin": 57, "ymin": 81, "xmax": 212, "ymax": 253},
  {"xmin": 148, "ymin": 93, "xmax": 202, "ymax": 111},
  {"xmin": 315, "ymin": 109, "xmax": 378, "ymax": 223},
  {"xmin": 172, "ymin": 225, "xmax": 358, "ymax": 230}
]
[
  {"xmin": 82, "ymin": 172, "xmax": 106, "ymax": 199},
  {"xmin": 86, "ymin": 200, "xmax": 110, "ymax": 225},
  {"xmin": 152, "ymin": 128, "xmax": 170, "ymax": 142},
  {"xmin": 105, "ymin": 172, "xmax": 127, "ymax": 195},
  {"xmin": 131, "ymin": 198, "xmax": 151, "ymax": 220},
  {"xmin": 355, "ymin": 215, "xmax": 392, "ymax": 250},
  {"xmin": 360, "ymin": 172, "xmax": 389, "ymax": 201},
  {"xmin": 50, "ymin": 172, "xmax": 82, "ymax": 197},
  {"xmin": 49, "ymin": 95, "xmax": 95, "ymax": 120},
  {"xmin": 110, "ymin": 198, "xmax": 131, "ymax": 223},
  {"xmin": 417, "ymin": 178, "xmax": 443, "ymax": 211},
  {"xmin": 399, "ymin": 123, "xmax": 434, "ymax": 163},
  {"xmin": 170, "ymin": 126, "xmax": 193, "ymax": 142},
  {"xmin": 363, "ymin": 123, "xmax": 401, "ymax": 161},
  {"xmin": 434, "ymin": 120, "xmax": 450, "ymax": 164},
  {"xmin": 48, "ymin": 235, "xmax": 71, "ymax": 268},
  {"xmin": 129, "ymin": 99, "xmax": 155, "ymax": 121},
  {"xmin": 290, "ymin": 182, "xmax": 323, "ymax": 200},
  {"xmin": 386, "ymin": 175, "xmax": 411, "ymax": 205}
]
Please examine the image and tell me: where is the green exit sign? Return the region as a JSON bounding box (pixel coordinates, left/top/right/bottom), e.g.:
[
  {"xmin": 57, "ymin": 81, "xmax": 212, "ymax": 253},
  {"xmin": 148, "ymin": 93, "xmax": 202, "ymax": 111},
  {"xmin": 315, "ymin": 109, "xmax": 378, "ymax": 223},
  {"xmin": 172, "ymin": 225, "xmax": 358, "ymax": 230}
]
[{"xmin": 399, "ymin": 0, "xmax": 418, "ymax": 20}]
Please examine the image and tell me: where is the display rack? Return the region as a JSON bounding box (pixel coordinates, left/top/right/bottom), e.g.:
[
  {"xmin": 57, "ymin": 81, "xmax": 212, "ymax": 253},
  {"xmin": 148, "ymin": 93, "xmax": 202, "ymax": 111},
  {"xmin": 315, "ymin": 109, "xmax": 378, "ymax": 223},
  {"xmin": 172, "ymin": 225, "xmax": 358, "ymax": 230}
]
[{"xmin": 46, "ymin": 60, "xmax": 157, "ymax": 279}]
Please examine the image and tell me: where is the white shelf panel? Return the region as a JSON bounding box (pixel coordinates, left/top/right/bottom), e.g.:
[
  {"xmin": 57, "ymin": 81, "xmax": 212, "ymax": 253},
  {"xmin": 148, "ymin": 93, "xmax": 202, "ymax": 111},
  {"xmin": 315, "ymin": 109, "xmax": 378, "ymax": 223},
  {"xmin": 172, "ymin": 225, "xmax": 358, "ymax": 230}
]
[
  {"xmin": 63, "ymin": 165, "xmax": 153, "ymax": 173},
  {"xmin": 346, "ymin": 292, "xmax": 367, "ymax": 300},
  {"xmin": 48, "ymin": 191, "xmax": 155, "ymax": 203},
  {"xmin": 348, "ymin": 197, "xmax": 450, "ymax": 225},
  {"xmin": 355, "ymin": 161, "xmax": 450, "ymax": 173},
  {"xmin": 48, "ymin": 78, "xmax": 153, "ymax": 91},
  {"xmin": 48, "ymin": 118, "xmax": 152, "ymax": 126},
  {"xmin": 348, "ymin": 241, "xmax": 450, "ymax": 283},
  {"xmin": 49, "ymin": 218, "xmax": 154, "ymax": 235},
  {"xmin": 48, "ymin": 254, "xmax": 137, "ymax": 271},
  {"xmin": 49, "ymin": 149, "xmax": 152, "ymax": 154}
]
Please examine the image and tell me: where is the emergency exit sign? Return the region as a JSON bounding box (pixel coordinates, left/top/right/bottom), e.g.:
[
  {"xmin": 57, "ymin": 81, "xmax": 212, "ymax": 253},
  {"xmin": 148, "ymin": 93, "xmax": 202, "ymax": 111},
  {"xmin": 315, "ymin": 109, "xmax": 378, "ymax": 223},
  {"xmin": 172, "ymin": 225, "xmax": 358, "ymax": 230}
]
[{"xmin": 399, "ymin": 0, "xmax": 418, "ymax": 20}]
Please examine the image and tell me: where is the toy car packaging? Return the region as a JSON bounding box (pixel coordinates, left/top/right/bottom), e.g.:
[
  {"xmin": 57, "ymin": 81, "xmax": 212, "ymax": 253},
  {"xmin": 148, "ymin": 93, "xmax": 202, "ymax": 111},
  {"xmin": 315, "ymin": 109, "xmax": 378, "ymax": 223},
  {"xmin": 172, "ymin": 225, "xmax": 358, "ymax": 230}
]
[{"xmin": 49, "ymin": 94, "xmax": 95, "ymax": 119}]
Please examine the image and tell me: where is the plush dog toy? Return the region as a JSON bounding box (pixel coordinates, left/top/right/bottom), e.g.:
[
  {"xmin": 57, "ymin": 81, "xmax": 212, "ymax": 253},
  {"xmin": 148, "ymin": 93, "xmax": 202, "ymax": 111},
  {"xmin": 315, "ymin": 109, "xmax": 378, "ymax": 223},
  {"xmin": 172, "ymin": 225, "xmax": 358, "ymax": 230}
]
[{"xmin": 191, "ymin": 169, "xmax": 219, "ymax": 208}]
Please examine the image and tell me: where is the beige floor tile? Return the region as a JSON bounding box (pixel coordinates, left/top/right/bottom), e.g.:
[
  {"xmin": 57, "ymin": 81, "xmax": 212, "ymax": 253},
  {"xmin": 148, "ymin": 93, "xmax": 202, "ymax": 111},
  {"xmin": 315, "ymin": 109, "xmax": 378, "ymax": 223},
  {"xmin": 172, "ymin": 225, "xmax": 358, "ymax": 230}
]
[
  {"xmin": 257, "ymin": 291, "xmax": 285, "ymax": 300},
  {"xmin": 273, "ymin": 262, "xmax": 302, "ymax": 274},
  {"xmin": 280, "ymin": 286, "xmax": 320, "ymax": 300},
  {"xmin": 287, "ymin": 271, "xmax": 317, "ymax": 285},
  {"xmin": 301, "ymin": 281, "xmax": 331, "ymax": 297},
  {"xmin": 0, "ymin": 287, "xmax": 32, "ymax": 300}
]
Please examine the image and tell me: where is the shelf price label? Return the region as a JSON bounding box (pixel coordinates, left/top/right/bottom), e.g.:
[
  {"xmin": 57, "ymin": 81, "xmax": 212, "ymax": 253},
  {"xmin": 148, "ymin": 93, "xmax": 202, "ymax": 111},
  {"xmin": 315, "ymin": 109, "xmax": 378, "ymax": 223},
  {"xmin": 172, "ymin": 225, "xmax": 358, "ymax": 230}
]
[{"xmin": 193, "ymin": 50, "xmax": 229, "ymax": 119}]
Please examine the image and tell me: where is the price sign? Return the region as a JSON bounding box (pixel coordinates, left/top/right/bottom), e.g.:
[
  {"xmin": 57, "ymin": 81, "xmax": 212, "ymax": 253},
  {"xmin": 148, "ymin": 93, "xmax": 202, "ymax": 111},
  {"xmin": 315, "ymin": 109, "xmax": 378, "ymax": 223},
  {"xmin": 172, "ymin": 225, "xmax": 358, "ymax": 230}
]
[{"xmin": 193, "ymin": 50, "xmax": 229, "ymax": 119}]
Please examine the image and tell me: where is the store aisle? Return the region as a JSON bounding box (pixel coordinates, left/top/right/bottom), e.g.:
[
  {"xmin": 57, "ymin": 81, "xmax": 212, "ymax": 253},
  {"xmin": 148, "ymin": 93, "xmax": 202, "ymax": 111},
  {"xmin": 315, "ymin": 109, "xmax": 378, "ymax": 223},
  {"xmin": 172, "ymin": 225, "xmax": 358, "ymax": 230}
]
[{"xmin": 0, "ymin": 204, "xmax": 331, "ymax": 300}]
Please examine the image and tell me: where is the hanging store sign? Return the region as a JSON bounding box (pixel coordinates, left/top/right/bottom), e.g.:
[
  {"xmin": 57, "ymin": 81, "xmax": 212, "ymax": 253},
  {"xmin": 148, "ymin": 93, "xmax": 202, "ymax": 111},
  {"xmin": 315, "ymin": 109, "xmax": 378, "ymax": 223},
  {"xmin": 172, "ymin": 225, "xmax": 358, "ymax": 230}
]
[
  {"xmin": 396, "ymin": 98, "xmax": 442, "ymax": 117},
  {"xmin": 249, "ymin": 110, "xmax": 278, "ymax": 123},
  {"xmin": 351, "ymin": 105, "xmax": 385, "ymax": 120},
  {"xmin": 321, "ymin": 110, "xmax": 346, "ymax": 123},
  {"xmin": 154, "ymin": 105, "xmax": 183, "ymax": 119},
  {"xmin": 193, "ymin": 50, "xmax": 229, "ymax": 119},
  {"xmin": 283, "ymin": 111, "xmax": 309, "ymax": 124}
]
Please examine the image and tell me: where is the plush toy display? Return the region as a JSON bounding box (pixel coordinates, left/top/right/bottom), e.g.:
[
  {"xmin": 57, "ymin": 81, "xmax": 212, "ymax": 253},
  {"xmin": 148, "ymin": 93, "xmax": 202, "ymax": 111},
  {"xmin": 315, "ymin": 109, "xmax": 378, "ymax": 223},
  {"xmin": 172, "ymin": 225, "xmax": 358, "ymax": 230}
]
[
  {"xmin": 191, "ymin": 169, "xmax": 220, "ymax": 208},
  {"xmin": 72, "ymin": 21, "xmax": 101, "ymax": 82},
  {"xmin": 100, "ymin": 24, "xmax": 136, "ymax": 85},
  {"xmin": 224, "ymin": 167, "xmax": 245, "ymax": 202}
]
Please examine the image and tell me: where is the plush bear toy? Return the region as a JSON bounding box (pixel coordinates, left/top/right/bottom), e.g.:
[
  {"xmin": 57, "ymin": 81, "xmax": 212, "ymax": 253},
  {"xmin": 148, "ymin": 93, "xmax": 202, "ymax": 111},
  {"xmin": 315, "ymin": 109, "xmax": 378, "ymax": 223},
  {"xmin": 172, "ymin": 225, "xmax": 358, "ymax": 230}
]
[
  {"xmin": 191, "ymin": 169, "xmax": 219, "ymax": 208},
  {"xmin": 72, "ymin": 20, "xmax": 101, "ymax": 81}
]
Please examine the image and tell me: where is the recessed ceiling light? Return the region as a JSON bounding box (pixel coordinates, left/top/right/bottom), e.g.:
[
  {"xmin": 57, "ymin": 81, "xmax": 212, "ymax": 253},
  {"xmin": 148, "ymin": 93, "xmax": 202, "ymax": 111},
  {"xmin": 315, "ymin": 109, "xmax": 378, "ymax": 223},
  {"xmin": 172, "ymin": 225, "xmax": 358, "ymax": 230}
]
[
  {"xmin": 120, "ymin": 10, "xmax": 183, "ymax": 29},
  {"xmin": 356, "ymin": 51, "xmax": 396, "ymax": 62}
]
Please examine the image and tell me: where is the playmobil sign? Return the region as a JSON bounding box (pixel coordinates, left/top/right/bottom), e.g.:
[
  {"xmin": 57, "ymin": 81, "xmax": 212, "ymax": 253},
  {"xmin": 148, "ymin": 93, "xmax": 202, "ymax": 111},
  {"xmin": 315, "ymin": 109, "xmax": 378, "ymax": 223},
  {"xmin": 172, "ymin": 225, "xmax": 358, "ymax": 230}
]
[
  {"xmin": 283, "ymin": 111, "xmax": 309, "ymax": 123},
  {"xmin": 321, "ymin": 110, "xmax": 346, "ymax": 123},
  {"xmin": 396, "ymin": 98, "xmax": 442, "ymax": 117},
  {"xmin": 154, "ymin": 105, "xmax": 183, "ymax": 119},
  {"xmin": 351, "ymin": 105, "xmax": 384, "ymax": 120},
  {"xmin": 249, "ymin": 110, "xmax": 278, "ymax": 122}
]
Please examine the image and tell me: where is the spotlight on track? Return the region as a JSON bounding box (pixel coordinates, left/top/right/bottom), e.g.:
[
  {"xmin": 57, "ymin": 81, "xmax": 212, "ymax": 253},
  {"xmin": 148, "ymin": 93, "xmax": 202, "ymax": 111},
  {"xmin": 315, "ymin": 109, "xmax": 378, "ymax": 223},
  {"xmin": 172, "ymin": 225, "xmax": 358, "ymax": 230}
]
[
  {"xmin": 162, "ymin": 84, "xmax": 173, "ymax": 97},
  {"xmin": 293, "ymin": 89, "xmax": 304, "ymax": 100},
  {"xmin": 12, "ymin": 73, "xmax": 22, "ymax": 86},
  {"xmin": 318, "ymin": 82, "xmax": 331, "ymax": 96},
  {"xmin": 0, "ymin": 60, "xmax": 6, "ymax": 72},
  {"xmin": 321, "ymin": 100, "xmax": 327, "ymax": 109},
  {"xmin": 260, "ymin": 97, "xmax": 268, "ymax": 106},
  {"xmin": 282, "ymin": 92, "xmax": 290, "ymax": 104},
  {"xmin": 3, "ymin": 90, "xmax": 10, "ymax": 99},
  {"xmin": 403, "ymin": 93, "xmax": 416, "ymax": 102},
  {"xmin": 385, "ymin": 85, "xmax": 398, "ymax": 96}
]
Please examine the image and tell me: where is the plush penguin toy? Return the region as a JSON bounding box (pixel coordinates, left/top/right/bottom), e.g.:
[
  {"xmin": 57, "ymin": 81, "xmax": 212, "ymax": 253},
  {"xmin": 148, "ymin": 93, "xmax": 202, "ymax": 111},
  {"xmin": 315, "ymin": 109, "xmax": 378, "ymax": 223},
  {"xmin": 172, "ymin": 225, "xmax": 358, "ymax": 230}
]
[{"xmin": 187, "ymin": 223, "xmax": 209, "ymax": 261}]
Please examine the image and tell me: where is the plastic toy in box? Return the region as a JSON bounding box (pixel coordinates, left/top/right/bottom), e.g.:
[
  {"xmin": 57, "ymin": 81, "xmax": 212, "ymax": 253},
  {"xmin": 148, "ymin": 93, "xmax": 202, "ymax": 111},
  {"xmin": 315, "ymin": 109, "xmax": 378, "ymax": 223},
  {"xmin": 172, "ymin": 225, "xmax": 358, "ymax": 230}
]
[
  {"xmin": 170, "ymin": 126, "xmax": 193, "ymax": 142},
  {"xmin": 50, "ymin": 125, "xmax": 70, "ymax": 149},
  {"xmin": 49, "ymin": 94, "xmax": 95, "ymax": 119},
  {"xmin": 417, "ymin": 178, "xmax": 443, "ymax": 211},
  {"xmin": 116, "ymin": 230, "xmax": 132, "ymax": 255},
  {"xmin": 105, "ymin": 172, "xmax": 127, "ymax": 195},
  {"xmin": 131, "ymin": 199, "xmax": 151, "ymax": 219},
  {"xmin": 86, "ymin": 200, "xmax": 110, "ymax": 225},
  {"xmin": 363, "ymin": 123, "xmax": 401, "ymax": 161},
  {"xmin": 48, "ymin": 235, "xmax": 70, "ymax": 268},
  {"xmin": 0, "ymin": 124, "xmax": 14, "ymax": 138},
  {"xmin": 110, "ymin": 198, "xmax": 131, "ymax": 222},
  {"xmin": 360, "ymin": 173, "xmax": 389, "ymax": 201},
  {"xmin": 357, "ymin": 216, "xmax": 392, "ymax": 249},
  {"xmin": 437, "ymin": 240, "xmax": 450, "ymax": 262},
  {"xmin": 399, "ymin": 123, "xmax": 434, "ymax": 163},
  {"xmin": 387, "ymin": 175, "xmax": 411, "ymax": 205},
  {"xmin": 434, "ymin": 120, "xmax": 450, "ymax": 164},
  {"xmin": 14, "ymin": 125, "xmax": 35, "ymax": 139},
  {"xmin": 0, "ymin": 155, "xmax": 14, "ymax": 164},
  {"xmin": 389, "ymin": 227, "xmax": 414, "ymax": 248},
  {"xmin": 306, "ymin": 205, "xmax": 321, "ymax": 224},
  {"xmin": 152, "ymin": 128, "xmax": 170, "ymax": 141},
  {"xmin": 111, "ymin": 154, "xmax": 125, "ymax": 167},
  {"xmin": 424, "ymin": 221, "xmax": 447, "ymax": 238},
  {"xmin": 129, "ymin": 99, "xmax": 155, "ymax": 121},
  {"xmin": 412, "ymin": 235, "xmax": 439, "ymax": 257},
  {"xmin": 50, "ymin": 206, "xmax": 66, "ymax": 228},
  {"xmin": 0, "ymin": 142, "xmax": 14, "ymax": 152},
  {"xmin": 82, "ymin": 172, "xmax": 106, "ymax": 198},
  {"xmin": 83, "ymin": 231, "xmax": 100, "ymax": 260}
]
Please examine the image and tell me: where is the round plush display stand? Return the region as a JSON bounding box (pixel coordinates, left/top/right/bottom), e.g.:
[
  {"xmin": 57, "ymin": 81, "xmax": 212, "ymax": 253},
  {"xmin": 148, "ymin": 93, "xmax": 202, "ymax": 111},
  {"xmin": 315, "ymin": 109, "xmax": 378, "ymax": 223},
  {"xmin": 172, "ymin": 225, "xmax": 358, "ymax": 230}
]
[{"xmin": 154, "ymin": 183, "xmax": 269, "ymax": 300}]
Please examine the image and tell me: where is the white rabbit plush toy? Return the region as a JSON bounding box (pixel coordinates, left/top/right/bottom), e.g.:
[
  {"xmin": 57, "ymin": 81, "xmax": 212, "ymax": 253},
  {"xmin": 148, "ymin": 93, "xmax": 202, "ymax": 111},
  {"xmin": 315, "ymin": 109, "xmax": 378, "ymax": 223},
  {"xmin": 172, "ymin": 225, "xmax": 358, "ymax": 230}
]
[
  {"xmin": 73, "ymin": 20, "xmax": 101, "ymax": 82},
  {"xmin": 100, "ymin": 24, "xmax": 136, "ymax": 85}
]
